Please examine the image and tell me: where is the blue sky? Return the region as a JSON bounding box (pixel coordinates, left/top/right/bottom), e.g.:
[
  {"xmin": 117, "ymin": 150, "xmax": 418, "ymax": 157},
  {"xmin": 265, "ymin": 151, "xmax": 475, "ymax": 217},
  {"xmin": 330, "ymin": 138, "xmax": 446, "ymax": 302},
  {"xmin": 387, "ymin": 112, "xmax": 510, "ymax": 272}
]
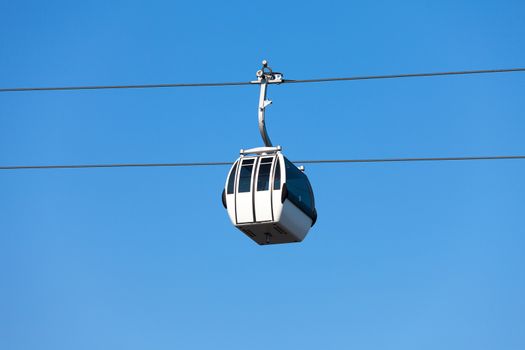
[{"xmin": 1, "ymin": 1, "xmax": 524, "ymax": 349}]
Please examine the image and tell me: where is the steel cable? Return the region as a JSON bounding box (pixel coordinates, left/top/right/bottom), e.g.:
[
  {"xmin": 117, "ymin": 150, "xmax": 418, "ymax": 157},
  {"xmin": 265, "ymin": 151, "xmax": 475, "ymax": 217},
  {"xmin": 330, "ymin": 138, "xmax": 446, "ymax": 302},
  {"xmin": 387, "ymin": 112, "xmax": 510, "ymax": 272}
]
[
  {"xmin": 1, "ymin": 68, "xmax": 524, "ymax": 93},
  {"xmin": 2, "ymin": 155, "xmax": 524, "ymax": 170}
]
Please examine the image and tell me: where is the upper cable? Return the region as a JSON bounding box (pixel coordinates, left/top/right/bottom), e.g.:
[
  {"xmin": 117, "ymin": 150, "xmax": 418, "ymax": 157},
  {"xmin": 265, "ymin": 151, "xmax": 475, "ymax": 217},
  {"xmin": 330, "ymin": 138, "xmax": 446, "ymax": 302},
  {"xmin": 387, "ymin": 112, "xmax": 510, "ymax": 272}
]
[{"xmin": 0, "ymin": 67, "xmax": 524, "ymax": 93}]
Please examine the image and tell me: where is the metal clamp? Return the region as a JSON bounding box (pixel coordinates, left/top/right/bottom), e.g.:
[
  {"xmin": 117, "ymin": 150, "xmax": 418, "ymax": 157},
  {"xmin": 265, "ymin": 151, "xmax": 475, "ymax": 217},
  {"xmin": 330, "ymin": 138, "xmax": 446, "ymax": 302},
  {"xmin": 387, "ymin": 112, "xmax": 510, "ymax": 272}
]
[{"xmin": 254, "ymin": 60, "xmax": 284, "ymax": 84}]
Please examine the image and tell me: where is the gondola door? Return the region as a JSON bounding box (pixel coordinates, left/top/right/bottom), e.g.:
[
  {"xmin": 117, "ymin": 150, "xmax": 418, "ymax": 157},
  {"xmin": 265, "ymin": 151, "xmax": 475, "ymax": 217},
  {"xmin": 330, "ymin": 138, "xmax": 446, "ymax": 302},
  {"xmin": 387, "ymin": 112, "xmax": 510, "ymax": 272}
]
[
  {"xmin": 253, "ymin": 156, "xmax": 274, "ymax": 222},
  {"xmin": 236, "ymin": 157, "xmax": 256, "ymax": 223}
]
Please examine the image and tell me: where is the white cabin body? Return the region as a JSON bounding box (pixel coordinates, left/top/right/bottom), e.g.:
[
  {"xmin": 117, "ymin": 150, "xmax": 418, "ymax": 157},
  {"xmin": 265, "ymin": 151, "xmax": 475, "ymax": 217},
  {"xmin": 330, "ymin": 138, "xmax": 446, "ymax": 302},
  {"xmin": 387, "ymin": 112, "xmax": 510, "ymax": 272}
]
[{"xmin": 222, "ymin": 150, "xmax": 317, "ymax": 245}]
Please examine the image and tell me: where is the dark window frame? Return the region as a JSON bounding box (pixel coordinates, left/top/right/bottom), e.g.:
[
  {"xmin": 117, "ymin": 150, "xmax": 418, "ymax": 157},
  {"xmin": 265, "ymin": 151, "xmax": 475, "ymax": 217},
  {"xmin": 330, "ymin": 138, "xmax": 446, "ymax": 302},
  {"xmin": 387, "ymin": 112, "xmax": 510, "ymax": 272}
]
[
  {"xmin": 256, "ymin": 158, "xmax": 273, "ymax": 192},
  {"xmin": 227, "ymin": 162, "xmax": 238, "ymax": 194},
  {"xmin": 283, "ymin": 157, "xmax": 315, "ymax": 219},
  {"xmin": 238, "ymin": 159, "xmax": 255, "ymax": 193},
  {"xmin": 273, "ymin": 158, "xmax": 281, "ymax": 190}
]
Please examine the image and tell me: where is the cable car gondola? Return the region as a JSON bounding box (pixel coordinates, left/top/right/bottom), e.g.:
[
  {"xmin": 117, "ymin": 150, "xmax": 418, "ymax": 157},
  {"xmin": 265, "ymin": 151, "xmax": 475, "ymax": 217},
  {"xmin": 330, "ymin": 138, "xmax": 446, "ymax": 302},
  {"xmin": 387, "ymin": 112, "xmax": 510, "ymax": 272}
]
[{"xmin": 221, "ymin": 61, "xmax": 317, "ymax": 245}]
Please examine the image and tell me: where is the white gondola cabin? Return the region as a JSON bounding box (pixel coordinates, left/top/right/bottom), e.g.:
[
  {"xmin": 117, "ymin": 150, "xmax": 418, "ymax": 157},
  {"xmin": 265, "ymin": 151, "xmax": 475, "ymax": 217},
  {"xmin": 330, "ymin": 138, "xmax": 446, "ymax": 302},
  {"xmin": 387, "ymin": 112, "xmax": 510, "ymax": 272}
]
[
  {"xmin": 222, "ymin": 60, "xmax": 318, "ymax": 245},
  {"xmin": 222, "ymin": 146, "xmax": 317, "ymax": 245}
]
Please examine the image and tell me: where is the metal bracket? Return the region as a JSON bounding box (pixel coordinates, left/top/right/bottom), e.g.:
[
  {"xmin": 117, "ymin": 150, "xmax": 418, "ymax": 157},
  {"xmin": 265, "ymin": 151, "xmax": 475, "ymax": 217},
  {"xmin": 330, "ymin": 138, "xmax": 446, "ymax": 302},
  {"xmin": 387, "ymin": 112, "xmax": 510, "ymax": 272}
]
[
  {"xmin": 250, "ymin": 60, "xmax": 283, "ymax": 147},
  {"xmin": 251, "ymin": 60, "xmax": 284, "ymax": 85},
  {"xmin": 240, "ymin": 146, "xmax": 282, "ymax": 155}
]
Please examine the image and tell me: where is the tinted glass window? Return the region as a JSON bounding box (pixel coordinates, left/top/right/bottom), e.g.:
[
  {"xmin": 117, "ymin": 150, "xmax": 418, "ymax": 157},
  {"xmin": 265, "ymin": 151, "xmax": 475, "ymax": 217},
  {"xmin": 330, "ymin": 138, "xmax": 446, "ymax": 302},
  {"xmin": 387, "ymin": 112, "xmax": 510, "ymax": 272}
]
[
  {"xmin": 274, "ymin": 159, "xmax": 281, "ymax": 190},
  {"xmin": 257, "ymin": 159, "xmax": 273, "ymax": 191},
  {"xmin": 284, "ymin": 158, "xmax": 314, "ymax": 216},
  {"xmin": 227, "ymin": 162, "xmax": 237, "ymax": 194},
  {"xmin": 238, "ymin": 159, "xmax": 254, "ymax": 193}
]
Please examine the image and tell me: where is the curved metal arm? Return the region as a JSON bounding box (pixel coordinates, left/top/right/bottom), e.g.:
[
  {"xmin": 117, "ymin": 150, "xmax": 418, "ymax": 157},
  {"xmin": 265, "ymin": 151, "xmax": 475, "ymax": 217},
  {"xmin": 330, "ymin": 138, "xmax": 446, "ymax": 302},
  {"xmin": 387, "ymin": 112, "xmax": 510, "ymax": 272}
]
[
  {"xmin": 254, "ymin": 60, "xmax": 283, "ymax": 147},
  {"xmin": 258, "ymin": 77, "xmax": 273, "ymax": 147}
]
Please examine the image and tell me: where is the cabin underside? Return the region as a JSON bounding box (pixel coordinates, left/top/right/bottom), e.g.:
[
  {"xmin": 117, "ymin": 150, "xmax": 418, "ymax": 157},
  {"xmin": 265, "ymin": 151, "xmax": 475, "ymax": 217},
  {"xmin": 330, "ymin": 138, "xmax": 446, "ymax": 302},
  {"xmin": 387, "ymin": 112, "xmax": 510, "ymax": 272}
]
[{"xmin": 236, "ymin": 222, "xmax": 301, "ymax": 245}]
